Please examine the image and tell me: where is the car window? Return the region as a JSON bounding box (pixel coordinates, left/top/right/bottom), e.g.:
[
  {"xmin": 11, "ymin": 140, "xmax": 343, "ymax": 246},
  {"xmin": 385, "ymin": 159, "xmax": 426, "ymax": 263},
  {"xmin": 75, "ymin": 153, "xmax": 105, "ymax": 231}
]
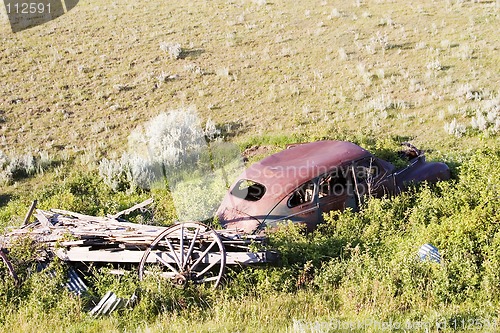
[
  {"xmin": 231, "ymin": 179, "xmax": 266, "ymax": 201},
  {"xmin": 354, "ymin": 158, "xmax": 380, "ymax": 182},
  {"xmin": 288, "ymin": 181, "xmax": 315, "ymax": 207},
  {"xmin": 318, "ymin": 172, "xmax": 348, "ymax": 198}
]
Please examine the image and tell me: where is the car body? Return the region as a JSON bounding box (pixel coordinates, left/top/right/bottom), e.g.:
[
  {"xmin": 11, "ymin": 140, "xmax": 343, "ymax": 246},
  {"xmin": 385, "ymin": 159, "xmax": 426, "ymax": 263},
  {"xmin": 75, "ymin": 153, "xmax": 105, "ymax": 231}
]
[{"xmin": 216, "ymin": 140, "xmax": 450, "ymax": 234}]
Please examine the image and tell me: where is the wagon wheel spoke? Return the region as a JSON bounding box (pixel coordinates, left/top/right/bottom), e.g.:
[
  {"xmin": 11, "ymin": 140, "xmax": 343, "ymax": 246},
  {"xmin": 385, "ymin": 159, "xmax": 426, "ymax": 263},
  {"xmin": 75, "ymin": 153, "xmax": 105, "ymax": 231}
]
[
  {"xmin": 155, "ymin": 253, "xmax": 179, "ymax": 275},
  {"xmin": 164, "ymin": 237, "xmax": 182, "ymax": 269},
  {"xmin": 183, "ymin": 227, "xmax": 200, "ymax": 270},
  {"xmin": 195, "ymin": 256, "xmax": 221, "ymax": 278},
  {"xmin": 189, "ymin": 240, "xmax": 217, "ymax": 272},
  {"xmin": 179, "ymin": 224, "xmax": 184, "ymax": 269}
]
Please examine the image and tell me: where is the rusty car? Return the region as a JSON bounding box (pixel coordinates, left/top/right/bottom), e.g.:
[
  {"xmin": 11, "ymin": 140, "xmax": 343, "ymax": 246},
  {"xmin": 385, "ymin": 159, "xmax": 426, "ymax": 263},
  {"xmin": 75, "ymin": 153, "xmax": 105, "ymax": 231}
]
[{"xmin": 216, "ymin": 140, "xmax": 450, "ymax": 234}]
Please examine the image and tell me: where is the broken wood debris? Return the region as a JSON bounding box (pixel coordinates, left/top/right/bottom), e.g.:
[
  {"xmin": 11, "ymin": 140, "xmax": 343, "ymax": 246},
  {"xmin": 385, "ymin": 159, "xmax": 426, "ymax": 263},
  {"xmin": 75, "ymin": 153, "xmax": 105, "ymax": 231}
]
[
  {"xmin": 1, "ymin": 199, "xmax": 164, "ymax": 250},
  {"xmin": 108, "ymin": 198, "xmax": 154, "ymax": 220},
  {"xmin": 23, "ymin": 200, "xmax": 37, "ymax": 225}
]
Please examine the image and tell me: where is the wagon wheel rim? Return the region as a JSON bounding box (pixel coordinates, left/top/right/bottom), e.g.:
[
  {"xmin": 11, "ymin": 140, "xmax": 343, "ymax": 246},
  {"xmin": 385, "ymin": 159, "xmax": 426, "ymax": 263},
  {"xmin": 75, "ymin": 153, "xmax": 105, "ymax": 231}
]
[
  {"xmin": 0, "ymin": 248, "xmax": 19, "ymax": 286},
  {"xmin": 138, "ymin": 222, "xmax": 226, "ymax": 288}
]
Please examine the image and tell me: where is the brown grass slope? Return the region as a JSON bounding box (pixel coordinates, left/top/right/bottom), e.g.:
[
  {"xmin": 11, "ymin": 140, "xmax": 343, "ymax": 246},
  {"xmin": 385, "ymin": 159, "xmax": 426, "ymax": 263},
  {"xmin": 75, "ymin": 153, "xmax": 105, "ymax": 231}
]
[{"xmin": 1, "ymin": 0, "xmax": 499, "ymax": 157}]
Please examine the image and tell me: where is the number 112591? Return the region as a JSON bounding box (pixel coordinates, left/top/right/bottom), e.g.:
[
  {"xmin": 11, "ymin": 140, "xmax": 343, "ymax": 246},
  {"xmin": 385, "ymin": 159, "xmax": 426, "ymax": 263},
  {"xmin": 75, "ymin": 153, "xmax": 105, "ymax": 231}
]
[{"xmin": 6, "ymin": 2, "xmax": 51, "ymax": 14}]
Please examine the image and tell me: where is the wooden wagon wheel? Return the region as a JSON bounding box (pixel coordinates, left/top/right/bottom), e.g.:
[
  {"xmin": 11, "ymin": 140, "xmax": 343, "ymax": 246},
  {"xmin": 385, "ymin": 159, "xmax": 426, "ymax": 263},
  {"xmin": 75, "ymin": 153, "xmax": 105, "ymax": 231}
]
[
  {"xmin": 138, "ymin": 222, "xmax": 226, "ymax": 288},
  {"xmin": 0, "ymin": 248, "xmax": 19, "ymax": 286}
]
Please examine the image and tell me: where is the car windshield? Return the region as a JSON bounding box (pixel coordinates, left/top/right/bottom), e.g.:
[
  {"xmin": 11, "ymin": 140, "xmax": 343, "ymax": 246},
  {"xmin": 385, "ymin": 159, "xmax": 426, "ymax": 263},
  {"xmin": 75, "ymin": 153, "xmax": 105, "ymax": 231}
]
[{"xmin": 231, "ymin": 179, "xmax": 266, "ymax": 201}]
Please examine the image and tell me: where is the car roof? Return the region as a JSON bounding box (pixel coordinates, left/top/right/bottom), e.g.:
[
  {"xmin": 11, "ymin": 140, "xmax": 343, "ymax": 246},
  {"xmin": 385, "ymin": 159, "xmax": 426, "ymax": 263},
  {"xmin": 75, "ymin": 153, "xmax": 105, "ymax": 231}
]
[{"xmin": 242, "ymin": 140, "xmax": 371, "ymax": 196}]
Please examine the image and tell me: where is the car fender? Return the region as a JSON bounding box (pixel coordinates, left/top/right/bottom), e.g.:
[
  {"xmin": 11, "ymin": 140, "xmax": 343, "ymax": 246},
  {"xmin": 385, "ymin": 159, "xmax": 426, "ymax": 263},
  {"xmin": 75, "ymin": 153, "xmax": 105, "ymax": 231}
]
[{"xmin": 394, "ymin": 158, "xmax": 450, "ymax": 190}]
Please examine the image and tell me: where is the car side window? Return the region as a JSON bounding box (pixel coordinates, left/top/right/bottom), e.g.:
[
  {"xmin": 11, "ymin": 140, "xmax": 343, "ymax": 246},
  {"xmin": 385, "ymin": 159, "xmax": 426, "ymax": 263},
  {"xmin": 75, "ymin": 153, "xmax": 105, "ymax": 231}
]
[
  {"xmin": 318, "ymin": 172, "xmax": 348, "ymax": 198},
  {"xmin": 288, "ymin": 181, "xmax": 315, "ymax": 207}
]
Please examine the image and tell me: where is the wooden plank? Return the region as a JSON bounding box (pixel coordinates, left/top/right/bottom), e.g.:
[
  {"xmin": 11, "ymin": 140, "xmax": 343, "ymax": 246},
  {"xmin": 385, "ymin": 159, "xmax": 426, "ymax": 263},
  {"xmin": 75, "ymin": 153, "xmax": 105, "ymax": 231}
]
[
  {"xmin": 108, "ymin": 198, "xmax": 154, "ymax": 219},
  {"xmin": 226, "ymin": 252, "xmax": 268, "ymax": 265},
  {"xmin": 50, "ymin": 209, "xmax": 112, "ymax": 223},
  {"xmin": 55, "ymin": 247, "xmax": 171, "ymax": 263},
  {"xmin": 58, "ymin": 240, "xmax": 86, "ymax": 246},
  {"xmin": 22, "ymin": 200, "xmax": 37, "ymax": 225},
  {"xmin": 34, "ymin": 211, "xmax": 52, "ymax": 228}
]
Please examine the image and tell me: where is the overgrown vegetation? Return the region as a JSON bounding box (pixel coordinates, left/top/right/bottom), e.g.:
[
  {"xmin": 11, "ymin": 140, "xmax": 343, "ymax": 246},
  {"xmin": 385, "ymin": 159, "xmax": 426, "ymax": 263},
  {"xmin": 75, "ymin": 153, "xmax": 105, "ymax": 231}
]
[
  {"xmin": 1, "ymin": 141, "xmax": 499, "ymax": 332},
  {"xmin": 1, "ymin": 0, "xmax": 499, "ymax": 330}
]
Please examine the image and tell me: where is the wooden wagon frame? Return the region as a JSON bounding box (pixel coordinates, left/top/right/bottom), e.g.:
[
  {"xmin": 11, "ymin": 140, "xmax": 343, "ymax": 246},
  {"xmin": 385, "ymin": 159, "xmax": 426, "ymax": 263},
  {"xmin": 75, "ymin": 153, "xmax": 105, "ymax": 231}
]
[{"xmin": 0, "ymin": 199, "xmax": 277, "ymax": 288}]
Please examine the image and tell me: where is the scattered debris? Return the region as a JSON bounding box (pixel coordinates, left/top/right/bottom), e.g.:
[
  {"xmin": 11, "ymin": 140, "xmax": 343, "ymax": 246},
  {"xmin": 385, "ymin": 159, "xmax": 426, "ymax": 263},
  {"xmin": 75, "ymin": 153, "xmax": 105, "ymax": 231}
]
[
  {"xmin": 108, "ymin": 198, "xmax": 154, "ymax": 220},
  {"xmin": 418, "ymin": 243, "xmax": 441, "ymax": 264},
  {"xmin": 242, "ymin": 145, "xmax": 273, "ymax": 163},
  {"xmin": 0, "ymin": 198, "xmax": 274, "ymax": 297},
  {"xmin": 1, "ymin": 199, "xmax": 165, "ymax": 253},
  {"xmin": 90, "ymin": 291, "xmax": 138, "ymax": 316}
]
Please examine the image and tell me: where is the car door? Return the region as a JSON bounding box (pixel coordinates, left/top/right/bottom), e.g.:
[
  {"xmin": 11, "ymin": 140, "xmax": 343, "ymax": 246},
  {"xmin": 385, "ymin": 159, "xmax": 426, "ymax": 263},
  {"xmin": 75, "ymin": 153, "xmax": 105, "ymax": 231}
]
[
  {"xmin": 317, "ymin": 168, "xmax": 357, "ymax": 219},
  {"xmin": 282, "ymin": 180, "xmax": 320, "ymax": 230}
]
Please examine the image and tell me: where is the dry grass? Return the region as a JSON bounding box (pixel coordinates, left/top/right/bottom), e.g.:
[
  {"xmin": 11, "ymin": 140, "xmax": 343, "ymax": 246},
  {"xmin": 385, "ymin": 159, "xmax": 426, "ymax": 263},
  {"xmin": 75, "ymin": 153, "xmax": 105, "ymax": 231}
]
[{"xmin": 0, "ymin": 0, "xmax": 498, "ymax": 160}]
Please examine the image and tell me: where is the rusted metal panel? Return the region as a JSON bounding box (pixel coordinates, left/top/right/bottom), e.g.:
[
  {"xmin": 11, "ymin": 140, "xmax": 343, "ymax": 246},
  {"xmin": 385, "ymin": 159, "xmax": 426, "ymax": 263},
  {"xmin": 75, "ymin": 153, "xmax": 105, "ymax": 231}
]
[
  {"xmin": 37, "ymin": 262, "xmax": 88, "ymax": 295},
  {"xmin": 66, "ymin": 267, "xmax": 88, "ymax": 295},
  {"xmin": 238, "ymin": 140, "xmax": 370, "ymax": 202}
]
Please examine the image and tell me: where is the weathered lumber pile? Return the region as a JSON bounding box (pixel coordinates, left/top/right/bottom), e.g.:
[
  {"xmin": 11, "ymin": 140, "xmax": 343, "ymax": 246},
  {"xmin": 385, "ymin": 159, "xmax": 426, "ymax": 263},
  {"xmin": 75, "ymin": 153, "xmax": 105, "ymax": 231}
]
[
  {"xmin": 0, "ymin": 198, "xmax": 271, "ymax": 267},
  {"xmin": 0, "ymin": 199, "xmax": 276, "ymax": 284},
  {"xmin": 0, "ymin": 198, "xmax": 165, "ymax": 251}
]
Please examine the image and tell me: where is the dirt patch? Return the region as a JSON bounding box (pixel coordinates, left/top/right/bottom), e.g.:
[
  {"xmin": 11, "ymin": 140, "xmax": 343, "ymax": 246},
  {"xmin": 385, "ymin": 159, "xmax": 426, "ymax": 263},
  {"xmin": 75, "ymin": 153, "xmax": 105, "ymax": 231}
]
[{"xmin": 242, "ymin": 145, "xmax": 273, "ymax": 163}]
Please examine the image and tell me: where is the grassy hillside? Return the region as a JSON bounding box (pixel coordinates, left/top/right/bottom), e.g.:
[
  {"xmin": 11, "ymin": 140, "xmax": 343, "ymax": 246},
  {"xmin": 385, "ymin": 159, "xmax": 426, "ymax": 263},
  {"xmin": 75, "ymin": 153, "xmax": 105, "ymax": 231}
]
[
  {"xmin": 1, "ymin": 0, "xmax": 498, "ymax": 154},
  {"xmin": 0, "ymin": 0, "xmax": 499, "ymax": 331}
]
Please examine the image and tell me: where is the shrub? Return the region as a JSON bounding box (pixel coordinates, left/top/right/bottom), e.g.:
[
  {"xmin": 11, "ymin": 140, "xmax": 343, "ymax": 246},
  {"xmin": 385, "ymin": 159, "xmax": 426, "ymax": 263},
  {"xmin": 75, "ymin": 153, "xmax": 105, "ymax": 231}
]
[
  {"xmin": 98, "ymin": 109, "xmax": 244, "ymax": 223},
  {"xmin": 99, "ymin": 108, "xmax": 234, "ymax": 192},
  {"xmin": 444, "ymin": 118, "xmax": 466, "ymax": 137},
  {"xmin": 159, "ymin": 42, "xmax": 183, "ymax": 60},
  {"xmin": 98, "ymin": 154, "xmax": 157, "ymax": 192},
  {"xmin": 0, "ymin": 150, "xmax": 54, "ymax": 184}
]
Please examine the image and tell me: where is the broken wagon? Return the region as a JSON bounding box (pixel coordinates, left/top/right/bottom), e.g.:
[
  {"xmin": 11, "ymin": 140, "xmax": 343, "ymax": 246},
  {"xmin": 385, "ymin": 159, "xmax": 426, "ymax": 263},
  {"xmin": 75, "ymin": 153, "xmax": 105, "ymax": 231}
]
[{"xmin": 0, "ymin": 199, "xmax": 276, "ymax": 289}]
